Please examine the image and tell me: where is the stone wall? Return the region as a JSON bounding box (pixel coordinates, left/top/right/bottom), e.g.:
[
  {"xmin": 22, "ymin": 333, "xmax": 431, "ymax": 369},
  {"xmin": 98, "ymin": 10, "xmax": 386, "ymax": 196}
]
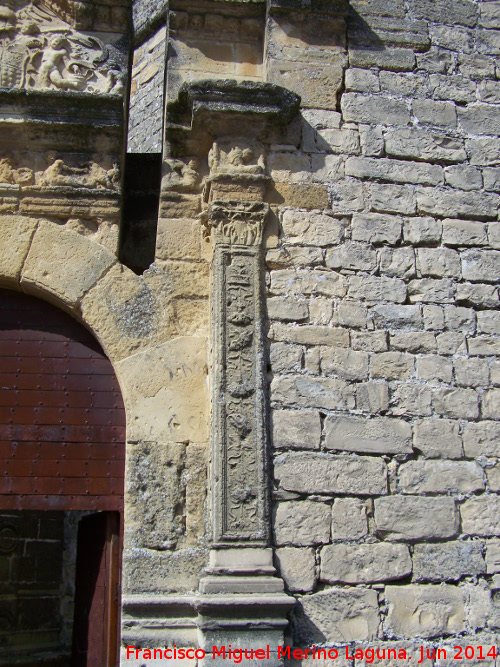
[{"xmin": 268, "ymin": 0, "xmax": 500, "ymax": 654}]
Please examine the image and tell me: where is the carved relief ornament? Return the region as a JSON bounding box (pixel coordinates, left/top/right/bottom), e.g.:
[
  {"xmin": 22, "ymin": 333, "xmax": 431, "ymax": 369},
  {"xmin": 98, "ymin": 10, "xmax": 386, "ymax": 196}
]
[{"xmin": 0, "ymin": 3, "xmax": 125, "ymax": 94}]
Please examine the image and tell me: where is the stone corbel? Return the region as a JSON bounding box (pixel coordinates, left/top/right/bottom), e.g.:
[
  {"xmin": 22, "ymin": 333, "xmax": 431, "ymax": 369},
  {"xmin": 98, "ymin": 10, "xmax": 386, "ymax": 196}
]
[{"xmin": 164, "ymin": 80, "xmax": 300, "ymax": 662}]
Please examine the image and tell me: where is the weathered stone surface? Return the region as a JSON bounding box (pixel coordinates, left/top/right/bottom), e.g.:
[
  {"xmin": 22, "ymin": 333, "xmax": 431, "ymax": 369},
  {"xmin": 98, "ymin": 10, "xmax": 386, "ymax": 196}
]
[
  {"xmin": 398, "ymin": 460, "xmax": 485, "ymax": 494},
  {"xmin": 417, "ymin": 188, "xmax": 498, "ymax": 220},
  {"xmin": 486, "ymin": 540, "xmax": 500, "ymax": 573},
  {"xmin": 315, "ymin": 128, "xmax": 360, "ymax": 155},
  {"xmin": 375, "ymin": 496, "xmax": 459, "ymax": 540},
  {"xmin": 81, "ymin": 263, "xmax": 168, "ymax": 362},
  {"xmin": 413, "ymin": 99, "xmax": 457, "ymax": 128},
  {"xmin": 349, "ymin": 47, "xmax": 415, "ymax": 72},
  {"xmin": 385, "ymin": 585, "xmax": 465, "ymax": 639},
  {"xmin": 413, "ymin": 542, "xmax": 486, "ymax": 583},
  {"xmin": 454, "ymin": 358, "xmax": 490, "ymax": 388},
  {"xmin": 321, "ymin": 348, "xmax": 369, "ymax": 380},
  {"xmin": 116, "ymin": 337, "xmax": 209, "ymax": 443},
  {"xmin": 463, "ymin": 421, "xmax": 500, "ymax": 457},
  {"xmin": 432, "ymin": 388, "xmax": 479, "ymax": 419},
  {"xmin": 275, "ymin": 548, "xmax": 316, "ymax": 593},
  {"xmin": 123, "ymin": 547, "xmax": 208, "ymax": 594},
  {"xmin": 342, "ymin": 93, "xmax": 410, "ymax": 125},
  {"xmin": 272, "ymin": 410, "xmax": 321, "ymax": 450},
  {"xmin": 269, "ymin": 323, "xmax": 349, "ymax": 347},
  {"xmin": 430, "ymin": 74, "xmax": 477, "ymax": 103},
  {"xmin": 126, "ymin": 442, "xmax": 187, "ymax": 550},
  {"xmin": 409, "ymin": 0, "xmax": 478, "ymax": 27},
  {"xmin": 267, "ymin": 245, "xmax": 324, "ymax": 268},
  {"xmin": 468, "ymin": 335, "xmax": 500, "ymax": 355},
  {"xmin": 403, "ymin": 217, "xmax": 442, "ymax": 245},
  {"xmin": 331, "ymin": 498, "xmax": 368, "ymax": 540},
  {"xmin": 370, "ymin": 351, "xmax": 414, "ymax": 380},
  {"xmin": 346, "ymin": 156, "xmax": 443, "ymax": 186},
  {"xmin": 417, "ymin": 248, "xmax": 461, "ymax": 278},
  {"xmin": 326, "ymin": 241, "xmax": 377, "ymax": 272},
  {"xmin": 269, "ymin": 269, "xmax": 347, "ymax": 297},
  {"xmin": 345, "ymin": 68, "xmax": 380, "ymax": 93},
  {"xmin": 380, "ymin": 71, "xmax": 430, "ymax": 98},
  {"xmin": 360, "ymin": 124, "xmax": 385, "ymax": 156},
  {"xmin": 385, "ymin": 129, "xmax": 467, "ymax": 163},
  {"xmin": 352, "ymin": 331, "xmax": 388, "ymax": 352},
  {"xmin": 274, "ymin": 501, "xmax": 331, "ymax": 546},
  {"xmin": 416, "ymin": 355, "xmax": 453, "ymax": 383},
  {"xmin": 348, "ymin": 276, "xmax": 407, "ymax": 303},
  {"xmin": 437, "ymin": 332, "xmax": 467, "ymax": 355},
  {"xmin": 270, "ymin": 342, "xmax": 302, "ymax": 374},
  {"xmin": 324, "ymin": 415, "xmax": 412, "ymax": 454},
  {"xmin": 486, "ymin": 465, "xmax": 500, "ymax": 492},
  {"xmin": 271, "ymin": 182, "xmax": 329, "ymax": 209},
  {"xmin": 390, "ymin": 332, "xmax": 437, "ymax": 353},
  {"xmin": 461, "ymin": 496, "xmax": 500, "ymax": 536},
  {"xmin": 320, "ymin": 543, "xmax": 411, "ymax": 584},
  {"xmin": 267, "ymin": 296, "xmax": 308, "ymax": 322},
  {"xmin": 370, "ymin": 183, "xmax": 416, "ymax": 215},
  {"xmin": 408, "ymin": 278, "xmax": 455, "ymax": 303},
  {"xmin": 379, "ymin": 247, "xmax": 416, "ymax": 278},
  {"xmin": 267, "ymin": 60, "xmax": 344, "ymax": 111},
  {"xmin": 391, "ymin": 384, "xmax": 432, "ymax": 417},
  {"xmin": 462, "ymin": 249, "xmax": 500, "ymax": 282},
  {"xmin": 274, "ymin": 452, "xmax": 387, "ymax": 496},
  {"xmin": 459, "ymin": 104, "xmax": 500, "ymax": 136},
  {"xmin": 444, "ymin": 304, "xmax": 476, "ymax": 332},
  {"xmin": 352, "ymin": 212, "xmax": 402, "ymax": 244},
  {"xmin": 338, "ymin": 302, "xmax": 368, "ymax": 328},
  {"xmin": 271, "ymin": 375, "xmax": 356, "ymax": 411},
  {"xmin": 0, "ymin": 215, "xmax": 37, "ymax": 285},
  {"xmin": 372, "ymin": 304, "xmax": 422, "ymax": 329},
  {"xmin": 296, "ymin": 589, "xmax": 380, "ymax": 643},
  {"xmin": 423, "ymin": 304, "xmax": 445, "ymax": 330},
  {"xmin": 457, "ymin": 283, "xmax": 499, "ymax": 308},
  {"xmin": 156, "ymin": 218, "xmax": 200, "ymax": 260},
  {"xmin": 444, "ymin": 165, "xmax": 483, "ymax": 191},
  {"xmin": 483, "ymin": 389, "xmax": 500, "ymax": 420},
  {"xmin": 467, "ymin": 137, "xmax": 500, "ymax": 166},
  {"xmin": 280, "ymin": 210, "xmax": 344, "ymax": 247},
  {"xmin": 329, "ymin": 178, "xmax": 365, "ymax": 213},
  {"xmin": 413, "ymin": 419, "xmax": 462, "ymax": 458},
  {"xmin": 22, "ymin": 222, "xmax": 116, "ymax": 309},
  {"xmin": 357, "ymin": 381, "xmax": 390, "ymax": 413}
]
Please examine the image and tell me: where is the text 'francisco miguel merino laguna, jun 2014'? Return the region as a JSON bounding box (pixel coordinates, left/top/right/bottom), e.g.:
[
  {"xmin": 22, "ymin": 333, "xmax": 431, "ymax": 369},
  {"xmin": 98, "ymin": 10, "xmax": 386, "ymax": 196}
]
[{"xmin": 125, "ymin": 645, "xmax": 500, "ymax": 662}]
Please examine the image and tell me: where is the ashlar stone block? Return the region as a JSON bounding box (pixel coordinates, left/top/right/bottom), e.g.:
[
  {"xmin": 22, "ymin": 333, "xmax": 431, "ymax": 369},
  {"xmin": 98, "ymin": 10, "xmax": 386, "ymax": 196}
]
[
  {"xmin": 412, "ymin": 542, "xmax": 486, "ymax": 583},
  {"xmin": 463, "ymin": 421, "xmax": 500, "ymax": 456},
  {"xmin": 413, "ymin": 419, "xmax": 463, "ymax": 459},
  {"xmin": 398, "ymin": 460, "xmax": 485, "ymax": 494},
  {"xmin": 274, "ymin": 452, "xmax": 387, "ymax": 496},
  {"xmin": 324, "ymin": 415, "xmax": 412, "ymax": 455},
  {"xmin": 275, "ymin": 547, "xmax": 316, "ymax": 593},
  {"xmin": 461, "ymin": 496, "xmax": 500, "ymax": 536},
  {"xmin": 320, "ymin": 543, "xmax": 411, "ymax": 584},
  {"xmin": 385, "ymin": 585, "xmax": 465, "ymax": 639},
  {"xmin": 272, "ymin": 409, "xmax": 321, "ymax": 450},
  {"xmin": 331, "ymin": 498, "xmax": 368, "ymax": 540},
  {"xmin": 296, "ymin": 588, "xmax": 380, "ymax": 644},
  {"xmin": 375, "ymin": 496, "xmax": 459, "ymax": 540},
  {"xmin": 274, "ymin": 501, "xmax": 331, "ymax": 546}
]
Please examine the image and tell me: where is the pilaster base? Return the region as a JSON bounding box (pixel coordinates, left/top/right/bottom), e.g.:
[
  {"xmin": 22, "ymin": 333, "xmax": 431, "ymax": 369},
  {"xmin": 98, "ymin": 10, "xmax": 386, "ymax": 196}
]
[{"xmin": 197, "ymin": 549, "xmax": 294, "ymax": 667}]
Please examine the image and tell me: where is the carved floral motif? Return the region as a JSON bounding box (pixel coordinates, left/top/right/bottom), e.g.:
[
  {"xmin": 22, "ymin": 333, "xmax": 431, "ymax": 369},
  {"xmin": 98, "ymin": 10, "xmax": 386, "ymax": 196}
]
[
  {"xmin": 0, "ymin": 2, "xmax": 125, "ymax": 94},
  {"xmin": 210, "ymin": 198, "xmax": 269, "ymax": 545}
]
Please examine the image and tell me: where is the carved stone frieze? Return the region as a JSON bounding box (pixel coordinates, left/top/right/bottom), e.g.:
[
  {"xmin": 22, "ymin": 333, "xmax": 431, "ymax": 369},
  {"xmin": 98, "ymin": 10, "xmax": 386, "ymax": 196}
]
[
  {"xmin": 210, "ymin": 196, "xmax": 269, "ymax": 547},
  {"xmin": 0, "ymin": 2, "xmax": 125, "ymax": 94},
  {"xmin": 209, "ymin": 200, "xmax": 268, "ymax": 246}
]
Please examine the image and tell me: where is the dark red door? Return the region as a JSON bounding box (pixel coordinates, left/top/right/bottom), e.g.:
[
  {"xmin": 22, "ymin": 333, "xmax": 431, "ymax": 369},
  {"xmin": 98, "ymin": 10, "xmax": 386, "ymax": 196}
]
[
  {"xmin": 72, "ymin": 512, "xmax": 120, "ymax": 667},
  {"xmin": 0, "ymin": 289, "xmax": 125, "ymax": 666}
]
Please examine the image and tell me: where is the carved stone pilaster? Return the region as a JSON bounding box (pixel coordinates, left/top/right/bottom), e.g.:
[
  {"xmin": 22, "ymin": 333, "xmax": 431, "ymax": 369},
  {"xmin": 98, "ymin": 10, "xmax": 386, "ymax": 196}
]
[{"xmin": 209, "ymin": 199, "xmax": 270, "ymax": 547}]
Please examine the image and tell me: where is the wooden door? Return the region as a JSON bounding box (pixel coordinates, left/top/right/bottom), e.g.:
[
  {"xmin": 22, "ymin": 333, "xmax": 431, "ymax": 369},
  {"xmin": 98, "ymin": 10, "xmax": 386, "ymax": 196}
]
[{"xmin": 72, "ymin": 512, "xmax": 121, "ymax": 667}]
